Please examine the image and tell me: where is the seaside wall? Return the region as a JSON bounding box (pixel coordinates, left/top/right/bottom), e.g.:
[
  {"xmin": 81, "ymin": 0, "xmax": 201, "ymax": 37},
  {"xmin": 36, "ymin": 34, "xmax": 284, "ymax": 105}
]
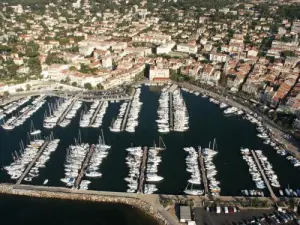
[{"xmin": 0, "ymin": 184, "xmax": 168, "ymax": 225}]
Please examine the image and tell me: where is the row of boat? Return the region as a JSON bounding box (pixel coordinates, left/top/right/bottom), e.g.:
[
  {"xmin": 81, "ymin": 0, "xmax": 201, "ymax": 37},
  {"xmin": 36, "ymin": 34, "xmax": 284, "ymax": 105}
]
[
  {"xmin": 125, "ymin": 88, "xmax": 142, "ymax": 133},
  {"xmin": 144, "ymin": 147, "xmax": 163, "ymax": 194},
  {"xmin": 60, "ymin": 142, "xmax": 89, "ymax": 187},
  {"xmin": 1, "ymin": 96, "xmax": 31, "ymax": 115},
  {"xmin": 241, "ymin": 148, "xmax": 266, "ymax": 190},
  {"xmin": 157, "ymin": 90, "xmax": 170, "ymax": 133},
  {"xmin": 4, "ymin": 139, "xmax": 45, "ymax": 180},
  {"xmin": 202, "ymin": 145, "xmax": 221, "ymax": 196},
  {"xmin": 24, "ymin": 138, "xmax": 60, "ymax": 182},
  {"xmin": 80, "ymin": 136, "xmax": 111, "ymax": 190},
  {"xmin": 255, "ymin": 150, "xmax": 281, "ymax": 188},
  {"xmin": 183, "ymin": 147, "xmax": 203, "ymax": 196},
  {"xmin": 110, "ymin": 101, "xmax": 128, "ymax": 132},
  {"xmin": 2, "ymin": 96, "xmax": 46, "ymax": 130},
  {"xmin": 173, "ymin": 89, "xmax": 189, "ymax": 132},
  {"xmin": 89, "ymin": 101, "xmax": 108, "ymax": 128},
  {"xmin": 44, "ymin": 98, "xmax": 73, "ymax": 129},
  {"xmin": 125, "ymin": 147, "xmax": 143, "ymax": 193},
  {"xmin": 79, "ymin": 100, "xmax": 101, "ymax": 127},
  {"xmin": 59, "ymin": 100, "xmax": 82, "ymax": 127}
]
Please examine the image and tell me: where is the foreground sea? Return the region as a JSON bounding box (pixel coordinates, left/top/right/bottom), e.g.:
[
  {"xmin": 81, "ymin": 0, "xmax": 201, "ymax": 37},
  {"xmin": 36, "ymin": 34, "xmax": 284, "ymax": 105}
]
[
  {"xmin": 0, "ymin": 85, "xmax": 300, "ymax": 196},
  {"xmin": 0, "ymin": 194, "xmax": 160, "ymax": 225}
]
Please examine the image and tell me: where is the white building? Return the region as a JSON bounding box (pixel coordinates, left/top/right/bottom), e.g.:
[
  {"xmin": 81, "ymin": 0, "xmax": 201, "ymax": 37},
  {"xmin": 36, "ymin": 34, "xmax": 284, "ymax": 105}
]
[
  {"xmin": 209, "ymin": 53, "xmax": 228, "ymax": 62},
  {"xmin": 149, "ymin": 67, "xmax": 170, "ymax": 81},
  {"xmin": 156, "ymin": 41, "xmax": 176, "ymax": 54},
  {"xmin": 176, "ymin": 44, "xmax": 198, "ymax": 54}
]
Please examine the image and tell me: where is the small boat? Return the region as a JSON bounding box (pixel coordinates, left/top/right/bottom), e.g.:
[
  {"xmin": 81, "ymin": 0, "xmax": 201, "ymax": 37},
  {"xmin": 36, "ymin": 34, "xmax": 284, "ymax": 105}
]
[{"xmin": 43, "ymin": 179, "xmax": 49, "ymax": 185}]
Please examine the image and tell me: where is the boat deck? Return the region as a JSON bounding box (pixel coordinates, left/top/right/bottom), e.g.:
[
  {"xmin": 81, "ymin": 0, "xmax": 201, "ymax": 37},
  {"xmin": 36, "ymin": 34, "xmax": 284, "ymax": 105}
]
[{"xmin": 121, "ymin": 89, "xmax": 136, "ymax": 131}]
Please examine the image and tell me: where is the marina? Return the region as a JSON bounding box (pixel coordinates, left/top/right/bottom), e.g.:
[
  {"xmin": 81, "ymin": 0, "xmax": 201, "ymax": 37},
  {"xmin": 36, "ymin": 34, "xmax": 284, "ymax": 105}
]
[{"xmin": 1, "ymin": 85, "xmax": 300, "ymax": 198}]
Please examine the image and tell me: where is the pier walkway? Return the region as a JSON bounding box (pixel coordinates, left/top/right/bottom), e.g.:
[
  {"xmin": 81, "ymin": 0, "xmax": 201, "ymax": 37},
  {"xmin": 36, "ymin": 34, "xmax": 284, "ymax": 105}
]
[
  {"xmin": 121, "ymin": 89, "xmax": 135, "ymax": 131},
  {"xmin": 169, "ymin": 92, "xmax": 173, "ymax": 131},
  {"xmin": 138, "ymin": 146, "xmax": 148, "ymax": 193},
  {"xmin": 251, "ymin": 150, "xmax": 278, "ymax": 201},
  {"xmin": 74, "ymin": 144, "xmax": 95, "ymax": 189},
  {"xmin": 168, "ymin": 84, "xmax": 178, "ymax": 93},
  {"xmin": 89, "ymin": 101, "xmax": 103, "ymax": 126},
  {"xmin": 57, "ymin": 99, "xmax": 76, "ymax": 124},
  {"xmin": 16, "ymin": 140, "xmax": 50, "ymax": 185},
  {"xmin": 7, "ymin": 95, "xmax": 46, "ymax": 126},
  {"xmin": 198, "ymin": 151, "xmax": 209, "ymax": 197}
]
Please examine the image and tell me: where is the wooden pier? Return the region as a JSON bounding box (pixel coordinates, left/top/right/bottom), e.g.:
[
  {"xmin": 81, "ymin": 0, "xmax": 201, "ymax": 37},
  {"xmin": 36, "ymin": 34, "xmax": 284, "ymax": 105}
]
[
  {"xmin": 16, "ymin": 140, "xmax": 50, "ymax": 185},
  {"xmin": 251, "ymin": 150, "xmax": 278, "ymax": 201},
  {"xmin": 57, "ymin": 99, "xmax": 77, "ymax": 124},
  {"xmin": 88, "ymin": 101, "xmax": 103, "ymax": 126},
  {"xmin": 198, "ymin": 151, "xmax": 209, "ymax": 197},
  {"xmin": 121, "ymin": 90, "xmax": 136, "ymax": 131},
  {"xmin": 138, "ymin": 146, "xmax": 148, "ymax": 193},
  {"xmin": 169, "ymin": 92, "xmax": 173, "ymax": 131},
  {"xmin": 74, "ymin": 144, "xmax": 95, "ymax": 189}
]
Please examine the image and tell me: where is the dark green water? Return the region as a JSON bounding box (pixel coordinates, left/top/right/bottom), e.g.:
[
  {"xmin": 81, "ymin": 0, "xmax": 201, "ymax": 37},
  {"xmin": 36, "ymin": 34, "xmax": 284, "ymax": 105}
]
[
  {"xmin": 0, "ymin": 194, "xmax": 160, "ymax": 225},
  {"xmin": 0, "ymin": 86, "xmax": 300, "ymax": 196}
]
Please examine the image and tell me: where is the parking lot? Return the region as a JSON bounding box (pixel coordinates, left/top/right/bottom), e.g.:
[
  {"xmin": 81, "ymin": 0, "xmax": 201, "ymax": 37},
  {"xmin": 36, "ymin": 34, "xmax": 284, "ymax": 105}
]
[{"xmin": 192, "ymin": 207, "xmax": 298, "ymax": 225}]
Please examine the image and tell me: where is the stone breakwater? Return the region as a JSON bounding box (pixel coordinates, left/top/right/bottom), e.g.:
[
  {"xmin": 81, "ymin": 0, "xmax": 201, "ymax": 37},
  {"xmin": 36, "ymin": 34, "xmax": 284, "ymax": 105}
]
[{"xmin": 0, "ymin": 184, "xmax": 168, "ymax": 225}]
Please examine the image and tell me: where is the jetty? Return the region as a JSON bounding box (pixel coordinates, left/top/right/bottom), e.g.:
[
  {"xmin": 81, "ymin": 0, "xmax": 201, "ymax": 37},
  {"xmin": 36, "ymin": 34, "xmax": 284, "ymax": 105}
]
[
  {"xmin": 251, "ymin": 150, "xmax": 277, "ymax": 201},
  {"xmin": 16, "ymin": 140, "xmax": 50, "ymax": 185},
  {"xmin": 74, "ymin": 144, "xmax": 95, "ymax": 189},
  {"xmin": 138, "ymin": 146, "xmax": 148, "ymax": 193},
  {"xmin": 198, "ymin": 150, "xmax": 209, "ymax": 196},
  {"xmin": 57, "ymin": 98, "xmax": 77, "ymax": 124},
  {"xmin": 169, "ymin": 92, "xmax": 173, "ymax": 131},
  {"xmin": 89, "ymin": 101, "xmax": 103, "ymax": 126},
  {"xmin": 121, "ymin": 89, "xmax": 136, "ymax": 131}
]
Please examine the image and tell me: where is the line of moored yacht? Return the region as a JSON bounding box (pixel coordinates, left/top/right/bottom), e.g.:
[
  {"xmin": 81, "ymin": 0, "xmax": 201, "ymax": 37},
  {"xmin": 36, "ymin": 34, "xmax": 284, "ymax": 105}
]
[
  {"xmin": 0, "ymin": 96, "xmax": 31, "ymax": 118},
  {"xmin": 110, "ymin": 101, "xmax": 128, "ymax": 132},
  {"xmin": 80, "ymin": 136, "xmax": 111, "ymax": 190},
  {"xmin": 2, "ymin": 95, "xmax": 46, "ymax": 130},
  {"xmin": 144, "ymin": 147, "xmax": 163, "ymax": 194},
  {"xmin": 44, "ymin": 98, "xmax": 74, "ymax": 129},
  {"xmin": 173, "ymin": 89, "xmax": 189, "ymax": 132},
  {"xmin": 24, "ymin": 138, "xmax": 60, "ymax": 183},
  {"xmin": 59, "ymin": 100, "xmax": 82, "ymax": 127},
  {"xmin": 184, "ymin": 147, "xmax": 203, "ymax": 196},
  {"xmin": 202, "ymin": 146, "xmax": 221, "ymax": 196},
  {"xmin": 156, "ymin": 89, "xmax": 170, "ymax": 133},
  {"xmin": 125, "ymin": 88, "xmax": 142, "ymax": 133},
  {"xmin": 241, "ymin": 148, "xmax": 266, "ymax": 193},
  {"xmin": 4, "ymin": 138, "xmax": 45, "ymax": 180},
  {"xmin": 125, "ymin": 146, "xmax": 142, "ymax": 193}
]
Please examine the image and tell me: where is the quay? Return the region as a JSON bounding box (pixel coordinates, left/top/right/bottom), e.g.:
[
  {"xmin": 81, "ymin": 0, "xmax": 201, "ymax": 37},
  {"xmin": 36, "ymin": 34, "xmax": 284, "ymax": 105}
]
[
  {"xmin": 198, "ymin": 150, "xmax": 209, "ymax": 197},
  {"xmin": 74, "ymin": 144, "xmax": 95, "ymax": 189},
  {"xmin": 57, "ymin": 98, "xmax": 77, "ymax": 124},
  {"xmin": 7, "ymin": 95, "xmax": 46, "ymax": 126},
  {"xmin": 251, "ymin": 150, "xmax": 278, "ymax": 201},
  {"xmin": 138, "ymin": 146, "xmax": 148, "ymax": 193},
  {"xmin": 121, "ymin": 89, "xmax": 136, "ymax": 131},
  {"xmin": 88, "ymin": 101, "xmax": 103, "ymax": 126},
  {"xmin": 16, "ymin": 140, "xmax": 50, "ymax": 185}
]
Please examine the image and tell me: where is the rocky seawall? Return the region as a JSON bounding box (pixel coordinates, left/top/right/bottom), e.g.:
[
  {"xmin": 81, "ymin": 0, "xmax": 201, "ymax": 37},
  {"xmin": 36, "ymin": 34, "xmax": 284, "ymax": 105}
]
[{"xmin": 0, "ymin": 184, "xmax": 168, "ymax": 225}]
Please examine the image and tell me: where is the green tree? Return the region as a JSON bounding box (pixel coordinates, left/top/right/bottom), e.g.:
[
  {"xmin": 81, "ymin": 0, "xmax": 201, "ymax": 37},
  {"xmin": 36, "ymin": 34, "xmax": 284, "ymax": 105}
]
[
  {"xmin": 26, "ymin": 84, "xmax": 31, "ymax": 91},
  {"xmin": 71, "ymin": 81, "xmax": 77, "ymax": 87},
  {"xmin": 96, "ymin": 83, "xmax": 103, "ymax": 89},
  {"xmin": 84, "ymin": 83, "xmax": 93, "ymax": 90}
]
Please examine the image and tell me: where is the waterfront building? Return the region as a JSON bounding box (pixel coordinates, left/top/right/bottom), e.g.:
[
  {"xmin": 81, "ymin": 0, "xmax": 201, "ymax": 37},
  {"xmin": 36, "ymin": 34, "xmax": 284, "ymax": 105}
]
[{"xmin": 149, "ymin": 66, "xmax": 170, "ymax": 81}]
